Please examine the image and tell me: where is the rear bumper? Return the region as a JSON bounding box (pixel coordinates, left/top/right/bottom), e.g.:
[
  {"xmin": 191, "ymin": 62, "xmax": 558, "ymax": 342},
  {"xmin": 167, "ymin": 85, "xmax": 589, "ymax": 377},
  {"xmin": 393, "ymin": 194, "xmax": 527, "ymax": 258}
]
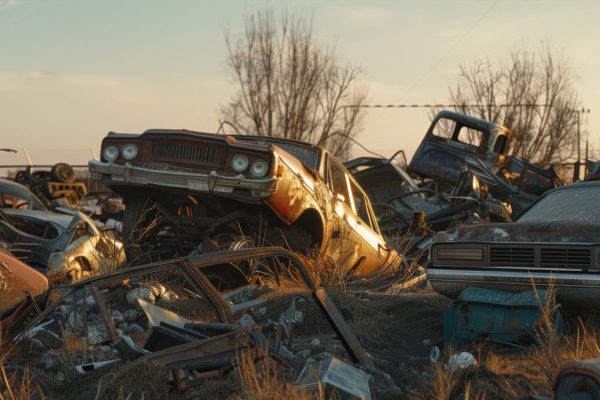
[
  {"xmin": 427, "ymin": 267, "xmax": 600, "ymax": 308},
  {"xmin": 89, "ymin": 160, "xmax": 277, "ymax": 199}
]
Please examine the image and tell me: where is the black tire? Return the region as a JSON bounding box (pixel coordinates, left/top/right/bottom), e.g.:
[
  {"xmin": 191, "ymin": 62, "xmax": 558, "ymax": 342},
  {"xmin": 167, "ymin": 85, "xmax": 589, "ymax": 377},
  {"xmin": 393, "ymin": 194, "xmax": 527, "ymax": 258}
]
[{"xmin": 50, "ymin": 163, "xmax": 75, "ymax": 183}]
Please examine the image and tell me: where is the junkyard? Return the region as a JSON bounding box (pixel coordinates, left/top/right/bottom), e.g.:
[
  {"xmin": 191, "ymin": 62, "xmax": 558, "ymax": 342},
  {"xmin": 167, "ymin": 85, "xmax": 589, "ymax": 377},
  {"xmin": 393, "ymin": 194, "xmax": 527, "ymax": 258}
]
[{"xmin": 3, "ymin": 2, "xmax": 600, "ymax": 400}]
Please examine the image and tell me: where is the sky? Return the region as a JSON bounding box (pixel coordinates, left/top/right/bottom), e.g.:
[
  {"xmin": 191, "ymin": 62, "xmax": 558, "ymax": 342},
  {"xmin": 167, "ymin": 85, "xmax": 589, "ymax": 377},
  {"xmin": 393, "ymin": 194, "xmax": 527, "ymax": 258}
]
[{"xmin": 1, "ymin": 0, "xmax": 599, "ymax": 166}]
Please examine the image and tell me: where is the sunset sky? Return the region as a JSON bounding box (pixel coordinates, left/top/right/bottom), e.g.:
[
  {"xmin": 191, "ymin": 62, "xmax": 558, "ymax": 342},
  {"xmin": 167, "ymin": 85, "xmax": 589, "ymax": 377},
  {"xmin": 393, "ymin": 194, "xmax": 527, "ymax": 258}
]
[{"xmin": 1, "ymin": 0, "xmax": 599, "ymax": 165}]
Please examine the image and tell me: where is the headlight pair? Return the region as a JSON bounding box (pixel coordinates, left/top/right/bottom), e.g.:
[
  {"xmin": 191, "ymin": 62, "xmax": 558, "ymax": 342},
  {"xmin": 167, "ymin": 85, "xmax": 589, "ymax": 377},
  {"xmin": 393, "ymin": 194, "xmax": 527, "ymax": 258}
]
[
  {"xmin": 103, "ymin": 144, "xmax": 138, "ymax": 162},
  {"xmin": 231, "ymin": 154, "xmax": 268, "ymax": 177}
]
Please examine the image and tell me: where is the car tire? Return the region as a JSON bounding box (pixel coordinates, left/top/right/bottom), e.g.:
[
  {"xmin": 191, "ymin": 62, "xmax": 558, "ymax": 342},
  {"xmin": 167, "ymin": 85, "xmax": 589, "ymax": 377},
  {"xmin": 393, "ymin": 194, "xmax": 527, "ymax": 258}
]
[{"xmin": 50, "ymin": 163, "xmax": 76, "ymax": 183}]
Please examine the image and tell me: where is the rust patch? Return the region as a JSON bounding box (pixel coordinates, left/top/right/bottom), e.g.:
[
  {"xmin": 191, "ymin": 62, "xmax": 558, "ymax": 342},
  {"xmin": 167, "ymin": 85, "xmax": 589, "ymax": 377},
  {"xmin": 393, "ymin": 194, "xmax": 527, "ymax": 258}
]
[{"xmin": 0, "ymin": 262, "xmax": 13, "ymax": 291}]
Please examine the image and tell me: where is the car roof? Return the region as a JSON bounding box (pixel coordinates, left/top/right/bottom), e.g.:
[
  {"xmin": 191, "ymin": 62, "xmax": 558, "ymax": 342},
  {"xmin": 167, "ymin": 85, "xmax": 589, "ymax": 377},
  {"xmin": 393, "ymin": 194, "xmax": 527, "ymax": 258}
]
[{"xmin": 106, "ymin": 129, "xmax": 323, "ymax": 150}]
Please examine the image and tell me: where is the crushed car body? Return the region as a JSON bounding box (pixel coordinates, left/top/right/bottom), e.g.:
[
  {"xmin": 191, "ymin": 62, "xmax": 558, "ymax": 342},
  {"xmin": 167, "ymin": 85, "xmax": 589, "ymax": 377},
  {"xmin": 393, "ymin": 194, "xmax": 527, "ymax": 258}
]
[
  {"xmin": 428, "ymin": 181, "xmax": 600, "ymax": 308},
  {"xmin": 89, "ymin": 129, "xmax": 400, "ymax": 275},
  {"xmin": 363, "ymin": 111, "xmax": 562, "ymax": 221},
  {"xmin": 4, "ymin": 247, "xmax": 373, "ymax": 397},
  {"xmin": 0, "ymin": 180, "xmax": 125, "ymax": 281},
  {"xmin": 345, "ymin": 153, "xmax": 512, "ymax": 237},
  {"xmin": 408, "ymin": 110, "xmax": 511, "ymax": 189}
]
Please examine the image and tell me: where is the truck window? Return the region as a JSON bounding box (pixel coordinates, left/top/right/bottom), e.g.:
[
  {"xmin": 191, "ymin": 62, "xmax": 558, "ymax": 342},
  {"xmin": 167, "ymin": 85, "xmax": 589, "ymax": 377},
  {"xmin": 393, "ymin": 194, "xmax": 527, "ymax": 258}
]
[{"xmin": 457, "ymin": 127, "xmax": 483, "ymax": 147}]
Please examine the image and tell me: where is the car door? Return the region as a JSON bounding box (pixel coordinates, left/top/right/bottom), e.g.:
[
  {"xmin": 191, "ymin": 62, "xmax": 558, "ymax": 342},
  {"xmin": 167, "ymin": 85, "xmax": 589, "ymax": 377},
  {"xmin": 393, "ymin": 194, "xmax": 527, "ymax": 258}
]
[
  {"xmin": 346, "ymin": 176, "xmax": 390, "ymax": 275},
  {"xmin": 323, "ymin": 154, "xmax": 363, "ymax": 273}
]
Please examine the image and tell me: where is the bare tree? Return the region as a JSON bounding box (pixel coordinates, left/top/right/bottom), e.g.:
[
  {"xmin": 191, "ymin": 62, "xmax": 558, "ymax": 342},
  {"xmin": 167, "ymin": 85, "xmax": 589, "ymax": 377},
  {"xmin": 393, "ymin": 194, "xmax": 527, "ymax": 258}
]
[
  {"xmin": 447, "ymin": 46, "xmax": 579, "ymax": 165},
  {"xmin": 222, "ymin": 9, "xmax": 368, "ymax": 160}
]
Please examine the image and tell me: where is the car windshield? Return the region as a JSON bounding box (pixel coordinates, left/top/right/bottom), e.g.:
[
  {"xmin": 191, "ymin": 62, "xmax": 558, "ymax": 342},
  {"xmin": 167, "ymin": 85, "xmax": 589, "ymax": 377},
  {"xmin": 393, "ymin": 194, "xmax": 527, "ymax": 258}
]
[
  {"xmin": 0, "ymin": 180, "xmax": 47, "ymax": 210},
  {"xmin": 273, "ymin": 142, "xmax": 320, "ymax": 169},
  {"xmin": 518, "ymin": 187, "xmax": 600, "ymax": 222},
  {"xmin": 234, "ymin": 137, "xmax": 320, "ymax": 170}
]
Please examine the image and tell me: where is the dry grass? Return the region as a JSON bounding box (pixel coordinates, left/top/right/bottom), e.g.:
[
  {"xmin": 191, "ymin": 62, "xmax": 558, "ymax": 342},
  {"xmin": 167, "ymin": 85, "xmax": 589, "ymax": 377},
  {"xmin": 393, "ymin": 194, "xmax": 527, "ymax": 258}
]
[
  {"xmin": 233, "ymin": 351, "xmax": 322, "ymax": 400},
  {"xmin": 0, "ymin": 337, "xmax": 45, "ymax": 400},
  {"xmin": 413, "ymin": 281, "xmax": 600, "ymax": 400}
]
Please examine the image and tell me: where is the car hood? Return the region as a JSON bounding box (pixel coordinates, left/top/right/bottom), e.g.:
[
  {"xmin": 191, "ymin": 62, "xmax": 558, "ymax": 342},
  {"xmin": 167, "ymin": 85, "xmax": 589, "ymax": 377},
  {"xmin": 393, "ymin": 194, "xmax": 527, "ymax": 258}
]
[
  {"xmin": 0, "ymin": 250, "xmax": 48, "ymax": 321},
  {"xmin": 3, "ymin": 209, "xmax": 75, "ymax": 229},
  {"xmin": 435, "ymin": 221, "xmax": 600, "ymax": 244}
]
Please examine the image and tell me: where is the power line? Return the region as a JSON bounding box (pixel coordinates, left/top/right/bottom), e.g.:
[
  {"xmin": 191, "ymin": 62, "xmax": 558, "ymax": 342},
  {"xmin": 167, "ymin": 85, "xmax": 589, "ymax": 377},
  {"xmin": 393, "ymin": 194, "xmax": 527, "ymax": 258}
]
[{"xmin": 342, "ymin": 103, "xmax": 549, "ymax": 109}]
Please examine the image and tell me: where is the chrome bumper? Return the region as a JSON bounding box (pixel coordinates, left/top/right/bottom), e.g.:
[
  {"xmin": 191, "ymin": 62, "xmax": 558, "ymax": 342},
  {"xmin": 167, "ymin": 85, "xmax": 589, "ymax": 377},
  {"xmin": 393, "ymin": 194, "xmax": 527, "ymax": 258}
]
[
  {"xmin": 89, "ymin": 160, "xmax": 277, "ymax": 199},
  {"xmin": 427, "ymin": 267, "xmax": 600, "ymax": 308}
]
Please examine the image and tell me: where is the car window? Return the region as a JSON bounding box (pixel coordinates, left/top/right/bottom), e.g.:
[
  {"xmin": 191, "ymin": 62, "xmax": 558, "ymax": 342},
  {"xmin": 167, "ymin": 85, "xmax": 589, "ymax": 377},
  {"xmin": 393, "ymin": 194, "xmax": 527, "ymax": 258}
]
[
  {"xmin": 493, "ymin": 135, "xmax": 507, "ymax": 154},
  {"xmin": 432, "ymin": 117, "xmax": 483, "ymax": 147},
  {"xmin": 432, "ymin": 117, "xmax": 456, "ymax": 139},
  {"xmin": 326, "ymin": 156, "xmax": 352, "ymax": 207},
  {"xmin": 349, "ymin": 180, "xmax": 373, "ymax": 228},
  {"xmin": 0, "ymin": 181, "xmax": 47, "ymax": 210},
  {"xmin": 457, "ymin": 126, "xmax": 483, "ymax": 147},
  {"xmin": 22, "ymin": 284, "xmax": 113, "ymax": 351},
  {"xmin": 521, "ymin": 167, "xmax": 552, "ymax": 196},
  {"xmin": 518, "ymin": 187, "xmax": 600, "ymax": 222}
]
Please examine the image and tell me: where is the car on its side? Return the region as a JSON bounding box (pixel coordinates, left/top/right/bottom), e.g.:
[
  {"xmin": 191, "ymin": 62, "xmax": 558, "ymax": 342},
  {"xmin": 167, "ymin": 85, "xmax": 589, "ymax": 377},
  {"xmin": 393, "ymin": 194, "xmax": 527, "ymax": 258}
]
[
  {"xmin": 89, "ymin": 129, "xmax": 401, "ymax": 276},
  {"xmin": 428, "ymin": 181, "xmax": 600, "ymax": 308}
]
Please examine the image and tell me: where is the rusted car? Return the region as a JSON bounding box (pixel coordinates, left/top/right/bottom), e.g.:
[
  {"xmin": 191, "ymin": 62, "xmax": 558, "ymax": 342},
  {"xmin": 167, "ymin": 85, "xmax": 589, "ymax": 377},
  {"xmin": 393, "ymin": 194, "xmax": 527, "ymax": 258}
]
[
  {"xmin": 428, "ymin": 181, "xmax": 600, "ymax": 308},
  {"xmin": 0, "ymin": 248, "xmax": 48, "ymax": 331},
  {"xmin": 408, "ymin": 111, "xmax": 511, "ymax": 189},
  {"xmin": 464, "ymin": 155, "xmax": 562, "ymax": 217},
  {"xmin": 0, "ymin": 178, "xmax": 125, "ymax": 281},
  {"xmin": 89, "ymin": 130, "xmax": 400, "ymax": 275},
  {"xmin": 407, "ymin": 111, "xmax": 561, "ymax": 217},
  {"xmin": 345, "ymin": 154, "xmax": 511, "ymax": 236},
  {"xmin": 3, "ymin": 247, "xmax": 372, "ymax": 397}
]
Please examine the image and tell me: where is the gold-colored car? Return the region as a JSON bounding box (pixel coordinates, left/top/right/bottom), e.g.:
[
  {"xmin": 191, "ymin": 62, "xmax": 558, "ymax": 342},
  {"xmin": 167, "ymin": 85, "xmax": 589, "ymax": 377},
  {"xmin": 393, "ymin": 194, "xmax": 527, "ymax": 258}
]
[{"xmin": 89, "ymin": 130, "xmax": 400, "ymax": 276}]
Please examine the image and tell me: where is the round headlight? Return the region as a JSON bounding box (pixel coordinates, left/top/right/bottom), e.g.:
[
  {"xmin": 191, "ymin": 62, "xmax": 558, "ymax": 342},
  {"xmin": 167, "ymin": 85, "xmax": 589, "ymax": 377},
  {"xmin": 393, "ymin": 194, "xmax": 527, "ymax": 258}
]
[
  {"xmin": 122, "ymin": 144, "xmax": 138, "ymax": 160},
  {"xmin": 231, "ymin": 154, "xmax": 249, "ymax": 173},
  {"xmin": 250, "ymin": 159, "xmax": 268, "ymax": 177},
  {"xmin": 103, "ymin": 145, "xmax": 119, "ymax": 162}
]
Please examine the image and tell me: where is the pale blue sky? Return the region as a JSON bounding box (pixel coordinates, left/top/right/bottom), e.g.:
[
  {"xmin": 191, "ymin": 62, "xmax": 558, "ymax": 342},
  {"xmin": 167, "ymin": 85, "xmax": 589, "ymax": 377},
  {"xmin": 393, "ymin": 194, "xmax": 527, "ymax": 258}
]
[{"xmin": 1, "ymin": 0, "xmax": 599, "ymax": 165}]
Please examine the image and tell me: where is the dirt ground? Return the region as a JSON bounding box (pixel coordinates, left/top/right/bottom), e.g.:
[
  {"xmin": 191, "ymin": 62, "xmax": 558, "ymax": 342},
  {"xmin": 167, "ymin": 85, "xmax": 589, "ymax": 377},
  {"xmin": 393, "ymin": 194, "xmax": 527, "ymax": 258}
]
[{"xmin": 29, "ymin": 281, "xmax": 600, "ymax": 400}]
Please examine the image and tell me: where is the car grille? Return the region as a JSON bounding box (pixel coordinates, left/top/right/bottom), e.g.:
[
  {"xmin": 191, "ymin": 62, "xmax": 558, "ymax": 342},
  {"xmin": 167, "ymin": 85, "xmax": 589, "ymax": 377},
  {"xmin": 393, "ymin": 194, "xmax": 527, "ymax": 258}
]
[
  {"xmin": 489, "ymin": 246, "xmax": 592, "ymax": 269},
  {"xmin": 540, "ymin": 248, "xmax": 592, "ymax": 268},
  {"xmin": 150, "ymin": 142, "xmax": 224, "ymax": 167},
  {"xmin": 490, "ymin": 247, "xmax": 534, "ymax": 268}
]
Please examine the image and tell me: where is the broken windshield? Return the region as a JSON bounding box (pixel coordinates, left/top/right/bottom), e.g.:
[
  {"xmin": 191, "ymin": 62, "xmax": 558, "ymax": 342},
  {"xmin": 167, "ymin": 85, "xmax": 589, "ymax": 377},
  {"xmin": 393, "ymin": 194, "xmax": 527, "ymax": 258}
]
[{"xmin": 518, "ymin": 187, "xmax": 600, "ymax": 222}]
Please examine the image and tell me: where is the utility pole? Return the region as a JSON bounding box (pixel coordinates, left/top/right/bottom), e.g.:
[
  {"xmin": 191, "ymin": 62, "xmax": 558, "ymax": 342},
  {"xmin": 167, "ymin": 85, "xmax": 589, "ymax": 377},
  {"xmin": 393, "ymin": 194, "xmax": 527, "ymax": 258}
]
[{"xmin": 574, "ymin": 107, "xmax": 590, "ymax": 182}]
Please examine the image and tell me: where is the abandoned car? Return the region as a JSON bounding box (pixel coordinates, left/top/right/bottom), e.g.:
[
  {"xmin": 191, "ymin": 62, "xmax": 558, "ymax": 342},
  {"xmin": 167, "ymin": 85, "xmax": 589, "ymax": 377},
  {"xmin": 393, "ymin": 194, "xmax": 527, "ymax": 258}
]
[
  {"xmin": 345, "ymin": 153, "xmax": 511, "ymax": 236},
  {"xmin": 428, "ymin": 181, "xmax": 600, "ymax": 308},
  {"xmin": 89, "ymin": 129, "xmax": 401, "ymax": 275},
  {"xmin": 4, "ymin": 247, "xmax": 373, "ymax": 397},
  {"xmin": 464, "ymin": 155, "xmax": 563, "ymax": 217},
  {"xmin": 0, "ymin": 186, "xmax": 125, "ymax": 281},
  {"xmin": 407, "ymin": 111, "xmax": 561, "ymax": 218},
  {"xmin": 408, "ymin": 110, "xmax": 511, "ymax": 190}
]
